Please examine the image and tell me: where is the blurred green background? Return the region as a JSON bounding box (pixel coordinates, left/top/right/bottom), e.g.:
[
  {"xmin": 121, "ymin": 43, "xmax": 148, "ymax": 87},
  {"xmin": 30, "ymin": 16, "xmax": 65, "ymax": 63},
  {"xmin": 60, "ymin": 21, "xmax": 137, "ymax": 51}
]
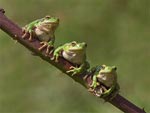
[{"xmin": 0, "ymin": 0, "xmax": 150, "ymax": 113}]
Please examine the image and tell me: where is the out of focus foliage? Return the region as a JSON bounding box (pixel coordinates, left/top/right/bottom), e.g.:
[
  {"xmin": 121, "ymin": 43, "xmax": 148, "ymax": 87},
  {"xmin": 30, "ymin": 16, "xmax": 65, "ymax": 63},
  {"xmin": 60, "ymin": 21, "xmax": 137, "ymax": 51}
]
[{"xmin": 0, "ymin": 0, "xmax": 150, "ymax": 113}]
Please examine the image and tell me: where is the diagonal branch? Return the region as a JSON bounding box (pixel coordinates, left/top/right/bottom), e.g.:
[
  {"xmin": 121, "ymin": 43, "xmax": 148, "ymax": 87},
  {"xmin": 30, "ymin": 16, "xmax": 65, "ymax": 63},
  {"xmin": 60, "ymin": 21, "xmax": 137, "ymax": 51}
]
[{"xmin": 0, "ymin": 8, "xmax": 146, "ymax": 113}]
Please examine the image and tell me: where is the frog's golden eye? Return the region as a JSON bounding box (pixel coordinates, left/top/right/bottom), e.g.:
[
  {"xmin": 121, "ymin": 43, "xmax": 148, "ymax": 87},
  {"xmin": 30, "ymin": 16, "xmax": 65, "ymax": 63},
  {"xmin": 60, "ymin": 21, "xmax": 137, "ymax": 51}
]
[
  {"xmin": 45, "ymin": 15, "xmax": 51, "ymax": 19},
  {"xmin": 71, "ymin": 41, "xmax": 77, "ymax": 46},
  {"xmin": 101, "ymin": 65, "xmax": 106, "ymax": 69},
  {"xmin": 113, "ymin": 66, "xmax": 117, "ymax": 71}
]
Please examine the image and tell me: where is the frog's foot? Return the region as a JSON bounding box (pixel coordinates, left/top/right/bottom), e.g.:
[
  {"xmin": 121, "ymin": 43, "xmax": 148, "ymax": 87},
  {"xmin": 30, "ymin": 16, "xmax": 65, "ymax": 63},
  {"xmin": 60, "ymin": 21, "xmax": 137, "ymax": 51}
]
[
  {"xmin": 106, "ymin": 84, "xmax": 120, "ymax": 101},
  {"xmin": 22, "ymin": 28, "xmax": 33, "ymax": 41},
  {"xmin": 102, "ymin": 86, "xmax": 114, "ymax": 98},
  {"xmin": 101, "ymin": 84, "xmax": 119, "ymax": 100},
  {"xmin": 66, "ymin": 66, "xmax": 82, "ymax": 76},
  {"xmin": 28, "ymin": 32, "xmax": 33, "ymax": 41},
  {"xmin": 51, "ymin": 54, "xmax": 59, "ymax": 62},
  {"xmin": 22, "ymin": 28, "xmax": 27, "ymax": 38},
  {"xmin": 51, "ymin": 51, "xmax": 59, "ymax": 62},
  {"xmin": 88, "ymin": 87, "xmax": 95, "ymax": 93},
  {"xmin": 88, "ymin": 86, "xmax": 103, "ymax": 97},
  {"xmin": 38, "ymin": 41, "xmax": 53, "ymax": 54},
  {"xmin": 90, "ymin": 81, "xmax": 100, "ymax": 89}
]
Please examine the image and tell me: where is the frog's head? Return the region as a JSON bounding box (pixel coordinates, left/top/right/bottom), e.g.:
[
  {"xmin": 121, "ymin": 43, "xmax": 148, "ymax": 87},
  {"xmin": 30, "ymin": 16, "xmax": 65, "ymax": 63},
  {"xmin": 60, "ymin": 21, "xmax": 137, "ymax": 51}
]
[
  {"xmin": 97, "ymin": 65, "xmax": 117, "ymax": 87},
  {"xmin": 100, "ymin": 65, "xmax": 117, "ymax": 74},
  {"xmin": 64, "ymin": 41, "xmax": 87, "ymax": 53},
  {"xmin": 40, "ymin": 15, "xmax": 59, "ymax": 32}
]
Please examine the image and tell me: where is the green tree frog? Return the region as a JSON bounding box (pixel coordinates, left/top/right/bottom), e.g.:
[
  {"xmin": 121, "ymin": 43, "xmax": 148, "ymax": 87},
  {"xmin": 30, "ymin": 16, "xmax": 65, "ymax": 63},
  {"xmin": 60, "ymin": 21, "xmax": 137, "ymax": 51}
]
[
  {"xmin": 22, "ymin": 16, "xmax": 59, "ymax": 53},
  {"xmin": 90, "ymin": 65, "xmax": 119, "ymax": 97},
  {"xmin": 52, "ymin": 41, "xmax": 89, "ymax": 75}
]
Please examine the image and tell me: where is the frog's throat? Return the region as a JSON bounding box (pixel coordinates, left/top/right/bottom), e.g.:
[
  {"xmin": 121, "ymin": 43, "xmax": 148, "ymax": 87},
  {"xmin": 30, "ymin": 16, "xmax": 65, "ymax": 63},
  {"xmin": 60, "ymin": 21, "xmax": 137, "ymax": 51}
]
[{"xmin": 62, "ymin": 51, "xmax": 85, "ymax": 65}]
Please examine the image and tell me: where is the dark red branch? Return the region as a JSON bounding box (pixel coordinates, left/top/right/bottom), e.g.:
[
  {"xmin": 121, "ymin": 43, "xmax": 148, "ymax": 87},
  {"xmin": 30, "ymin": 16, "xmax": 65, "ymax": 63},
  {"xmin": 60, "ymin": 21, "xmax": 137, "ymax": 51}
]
[{"xmin": 0, "ymin": 9, "xmax": 146, "ymax": 113}]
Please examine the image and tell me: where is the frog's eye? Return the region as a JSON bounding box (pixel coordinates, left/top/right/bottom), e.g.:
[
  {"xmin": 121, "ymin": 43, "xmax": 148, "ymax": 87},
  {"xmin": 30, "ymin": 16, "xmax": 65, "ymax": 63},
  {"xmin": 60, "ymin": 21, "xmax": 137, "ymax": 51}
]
[
  {"xmin": 71, "ymin": 41, "xmax": 77, "ymax": 46},
  {"xmin": 113, "ymin": 66, "xmax": 117, "ymax": 71},
  {"xmin": 101, "ymin": 65, "xmax": 106, "ymax": 69},
  {"xmin": 45, "ymin": 15, "xmax": 51, "ymax": 19}
]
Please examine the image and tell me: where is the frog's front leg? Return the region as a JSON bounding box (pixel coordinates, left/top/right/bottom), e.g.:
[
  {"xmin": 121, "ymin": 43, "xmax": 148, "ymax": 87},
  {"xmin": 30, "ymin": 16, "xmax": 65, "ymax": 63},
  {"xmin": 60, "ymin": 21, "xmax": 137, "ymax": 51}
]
[
  {"xmin": 67, "ymin": 62, "xmax": 88, "ymax": 76},
  {"xmin": 51, "ymin": 46, "xmax": 63, "ymax": 62},
  {"xmin": 38, "ymin": 41, "xmax": 54, "ymax": 54},
  {"xmin": 90, "ymin": 75, "xmax": 100, "ymax": 88},
  {"xmin": 22, "ymin": 28, "xmax": 34, "ymax": 41}
]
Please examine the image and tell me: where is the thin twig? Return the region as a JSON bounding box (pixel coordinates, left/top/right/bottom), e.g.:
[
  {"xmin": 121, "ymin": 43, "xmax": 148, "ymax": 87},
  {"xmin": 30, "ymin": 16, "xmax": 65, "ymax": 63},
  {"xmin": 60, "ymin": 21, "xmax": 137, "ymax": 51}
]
[{"xmin": 0, "ymin": 8, "xmax": 146, "ymax": 113}]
